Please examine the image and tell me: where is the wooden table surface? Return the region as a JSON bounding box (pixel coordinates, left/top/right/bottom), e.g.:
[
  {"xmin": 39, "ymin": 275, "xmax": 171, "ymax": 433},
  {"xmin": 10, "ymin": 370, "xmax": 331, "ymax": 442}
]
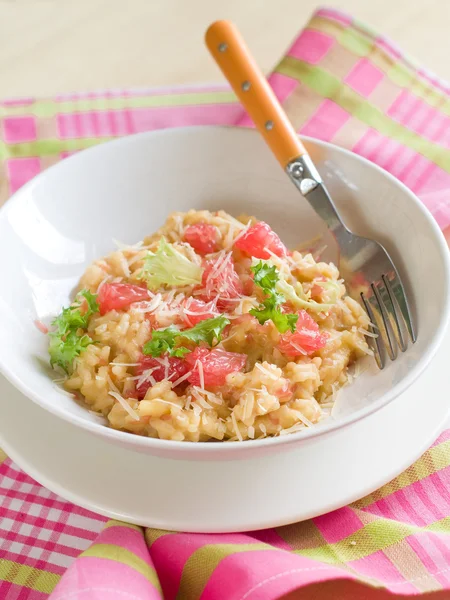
[{"xmin": 0, "ymin": 0, "xmax": 449, "ymax": 98}]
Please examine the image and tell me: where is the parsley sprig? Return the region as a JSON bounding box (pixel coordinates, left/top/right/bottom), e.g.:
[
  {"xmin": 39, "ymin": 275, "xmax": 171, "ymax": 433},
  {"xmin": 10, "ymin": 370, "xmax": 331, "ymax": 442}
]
[
  {"xmin": 249, "ymin": 262, "xmax": 298, "ymax": 333},
  {"xmin": 49, "ymin": 290, "xmax": 99, "ymax": 373},
  {"xmin": 143, "ymin": 315, "xmax": 230, "ymax": 358}
]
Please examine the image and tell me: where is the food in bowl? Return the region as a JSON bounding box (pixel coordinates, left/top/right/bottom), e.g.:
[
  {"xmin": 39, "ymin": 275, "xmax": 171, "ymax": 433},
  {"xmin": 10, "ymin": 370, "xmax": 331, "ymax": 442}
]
[{"xmin": 47, "ymin": 210, "xmax": 372, "ymax": 442}]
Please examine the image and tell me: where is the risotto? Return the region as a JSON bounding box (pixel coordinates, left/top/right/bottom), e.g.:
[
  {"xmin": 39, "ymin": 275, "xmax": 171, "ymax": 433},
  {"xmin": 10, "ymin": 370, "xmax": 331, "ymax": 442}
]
[{"xmin": 48, "ymin": 210, "xmax": 372, "ymax": 442}]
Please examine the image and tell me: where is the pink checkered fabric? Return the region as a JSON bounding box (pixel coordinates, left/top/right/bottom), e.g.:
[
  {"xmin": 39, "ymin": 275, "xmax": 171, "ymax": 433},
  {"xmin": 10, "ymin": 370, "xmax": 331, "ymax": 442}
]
[
  {"xmin": 2, "ymin": 6, "xmax": 450, "ymax": 599},
  {"xmin": 0, "ymin": 458, "xmax": 105, "ymax": 598}
]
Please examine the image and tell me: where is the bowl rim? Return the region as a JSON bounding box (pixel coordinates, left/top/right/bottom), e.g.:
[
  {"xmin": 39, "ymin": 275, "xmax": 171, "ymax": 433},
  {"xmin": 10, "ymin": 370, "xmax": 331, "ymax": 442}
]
[{"xmin": 1, "ymin": 124, "xmax": 449, "ymax": 455}]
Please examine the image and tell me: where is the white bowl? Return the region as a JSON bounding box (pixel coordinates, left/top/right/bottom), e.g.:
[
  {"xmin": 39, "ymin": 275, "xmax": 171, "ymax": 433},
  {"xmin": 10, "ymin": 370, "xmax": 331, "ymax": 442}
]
[{"xmin": 0, "ymin": 126, "xmax": 449, "ymax": 462}]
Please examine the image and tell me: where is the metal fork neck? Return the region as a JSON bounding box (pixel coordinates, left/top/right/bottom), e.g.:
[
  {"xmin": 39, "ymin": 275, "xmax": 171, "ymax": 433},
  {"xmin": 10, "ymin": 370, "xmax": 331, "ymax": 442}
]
[{"xmin": 286, "ymin": 155, "xmax": 346, "ymax": 236}]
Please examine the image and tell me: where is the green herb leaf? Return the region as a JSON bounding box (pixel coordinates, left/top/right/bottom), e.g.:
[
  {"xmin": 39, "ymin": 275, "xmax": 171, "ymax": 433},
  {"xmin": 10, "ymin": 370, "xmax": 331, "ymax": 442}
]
[
  {"xmin": 251, "ymin": 262, "xmax": 279, "ymax": 293},
  {"xmin": 49, "ymin": 331, "xmax": 94, "ymax": 373},
  {"xmin": 252, "ymin": 258, "xmax": 336, "ymax": 314},
  {"xmin": 250, "ymin": 261, "xmax": 298, "ymax": 333},
  {"xmin": 51, "ymin": 307, "xmax": 86, "ymax": 337},
  {"xmin": 76, "ymin": 289, "xmax": 100, "ymax": 316},
  {"xmin": 179, "ymin": 315, "xmax": 230, "ymax": 346},
  {"xmin": 140, "ymin": 237, "xmax": 203, "ymax": 290},
  {"xmin": 171, "ymin": 346, "xmax": 192, "ymax": 358},
  {"xmin": 142, "ymin": 316, "xmax": 230, "ymax": 358},
  {"xmin": 250, "ymin": 300, "xmax": 298, "ymax": 334},
  {"xmin": 48, "ymin": 289, "xmax": 99, "ymax": 373},
  {"xmin": 51, "ymin": 289, "xmax": 99, "ymax": 336},
  {"xmin": 143, "ymin": 325, "xmax": 183, "ymax": 358}
]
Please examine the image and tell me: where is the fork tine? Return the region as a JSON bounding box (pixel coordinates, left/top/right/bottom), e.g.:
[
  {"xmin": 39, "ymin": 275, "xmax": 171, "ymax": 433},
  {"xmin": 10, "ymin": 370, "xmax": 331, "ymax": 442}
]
[
  {"xmin": 382, "ymin": 274, "xmax": 408, "ymax": 352},
  {"xmin": 361, "ymin": 292, "xmax": 386, "ymax": 369},
  {"xmin": 371, "ymin": 283, "xmax": 397, "ymax": 361},
  {"xmin": 386, "ymin": 272, "xmax": 416, "ymax": 343}
]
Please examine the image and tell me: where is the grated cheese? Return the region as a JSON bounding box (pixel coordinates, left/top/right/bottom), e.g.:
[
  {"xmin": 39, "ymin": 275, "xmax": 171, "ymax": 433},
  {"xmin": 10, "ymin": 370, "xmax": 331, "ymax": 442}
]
[
  {"xmin": 97, "ymin": 275, "xmax": 111, "ymax": 292},
  {"xmin": 352, "ymin": 361, "xmax": 367, "ymax": 380},
  {"xmin": 231, "ymin": 295, "xmax": 259, "ymax": 316},
  {"xmin": 291, "ymin": 409, "xmax": 314, "ymax": 428},
  {"xmin": 165, "ymin": 290, "xmax": 176, "ymax": 304},
  {"xmin": 152, "ymin": 399, "xmax": 181, "ymax": 410},
  {"xmin": 359, "ymin": 345, "xmax": 375, "ymax": 356},
  {"xmin": 181, "ymin": 242, "xmax": 203, "ymax": 266},
  {"xmin": 183, "ymin": 305, "xmax": 218, "ymax": 317},
  {"xmin": 200, "ymin": 389, "xmax": 223, "ymax": 405},
  {"xmin": 290, "ymin": 342, "xmax": 307, "ymax": 355},
  {"xmin": 257, "ymin": 400, "xmax": 267, "ymax": 414},
  {"xmin": 118, "ymin": 253, "xmax": 131, "ymax": 277},
  {"xmin": 328, "ymin": 383, "xmax": 341, "ymax": 413},
  {"xmin": 196, "ymin": 360, "xmax": 205, "ymax": 390},
  {"xmin": 137, "ymin": 369, "xmax": 157, "ymax": 389},
  {"xmin": 95, "ymin": 323, "xmax": 108, "ymax": 334},
  {"xmin": 191, "ymin": 388, "xmax": 213, "ymax": 410},
  {"xmin": 192, "ymin": 402, "xmax": 203, "ymax": 416},
  {"xmin": 163, "ymin": 355, "xmax": 170, "ymax": 379},
  {"xmin": 248, "ymin": 425, "xmax": 255, "ymax": 439},
  {"xmin": 151, "ymin": 355, "xmax": 170, "ymax": 379},
  {"xmin": 171, "ymin": 293, "xmax": 186, "ymax": 307},
  {"xmin": 231, "ymin": 412, "xmax": 243, "ymax": 441},
  {"xmin": 113, "ymin": 239, "xmax": 144, "ymax": 251},
  {"xmin": 259, "ymin": 423, "xmax": 267, "ymax": 436},
  {"xmin": 52, "ymin": 381, "xmax": 75, "ymax": 398},
  {"xmin": 358, "ymin": 327, "xmax": 378, "ymax": 338},
  {"xmin": 255, "ymin": 362, "xmax": 278, "ymax": 380},
  {"xmin": 279, "ymin": 422, "xmax": 306, "ymax": 436},
  {"xmin": 172, "ymin": 214, "xmax": 185, "ymax": 236},
  {"xmin": 171, "ymin": 369, "xmax": 193, "ymax": 388},
  {"xmin": 214, "ymin": 214, "xmax": 246, "ymax": 229},
  {"xmin": 285, "ymin": 253, "xmax": 298, "ymax": 269},
  {"xmin": 183, "ymin": 308, "xmax": 213, "ymax": 316},
  {"xmin": 223, "ymin": 222, "xmax": 237, "ymax": 249},
  {"xmin": 127, "ymin": 252, "xmax": 147, "ymax": 267},
  {"xmin": 110, "ymin": 362, "xmax": 139, "ymax": 367},
  {"xmin": 207, "ymin": 250, "xmax": 226, "ymax": 278},
  {"xmin": 108, "ymin": 391, "xmax": 140, "ymax": 421},
  {"xmin": 225, "ymin": 219, "xmax": 251, "ymax": 249},
  {"xmin": 219, "ymin": 296, "xmax": 241, "ymax": 304},
  {"xmin": 210, "ymin": 251, "xmax": 230, "ymax": 279},
  {"xmin": 105, "ymin": 373, "xmax": 120, "ymax": 394},
  {"xmin": 151, "ymin": 356, "xmax": 166, "ymax": 367},
  {"xmin": 244, "ymin": 393, "xmax": 255, "ymax": 422},
  {"xmin": 265, "ymin": 248, "xmax": 284, "ymax": 263},
  {"xmin": 131, "ymin": 294, "xmax": 162, "ymax": 314}
]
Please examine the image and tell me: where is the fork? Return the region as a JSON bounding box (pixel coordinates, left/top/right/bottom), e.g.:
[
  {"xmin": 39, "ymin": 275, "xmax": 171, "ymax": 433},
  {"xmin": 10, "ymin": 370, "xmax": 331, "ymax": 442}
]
[{"xmin": 205, "ymin": 20, "xmax": 416, "ymax": 369}]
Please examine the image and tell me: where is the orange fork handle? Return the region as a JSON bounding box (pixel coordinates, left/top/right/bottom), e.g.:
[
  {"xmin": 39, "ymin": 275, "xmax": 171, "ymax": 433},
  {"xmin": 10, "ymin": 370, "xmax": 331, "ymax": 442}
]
[{"xmin": 205, "ymin": 20, "xmax": 306, "ymax": 170}]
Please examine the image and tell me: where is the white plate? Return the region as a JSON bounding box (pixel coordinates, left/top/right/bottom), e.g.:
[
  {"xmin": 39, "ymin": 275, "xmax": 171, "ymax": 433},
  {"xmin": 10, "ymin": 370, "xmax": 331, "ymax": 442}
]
[
  {"xmin": 0, "ymin": 127, "xmax": 449, "ymax": 460},
  {"xmin": 0, "ymin": 327, "xmax": 449, "ymax": 533}
]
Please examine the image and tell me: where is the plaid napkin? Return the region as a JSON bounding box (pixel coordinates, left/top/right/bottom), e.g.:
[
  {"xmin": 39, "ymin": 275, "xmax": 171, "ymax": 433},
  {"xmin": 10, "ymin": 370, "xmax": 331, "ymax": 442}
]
[{"xmin": 1, "ymin": 7, "xmax": 450, "ymax": 599}]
